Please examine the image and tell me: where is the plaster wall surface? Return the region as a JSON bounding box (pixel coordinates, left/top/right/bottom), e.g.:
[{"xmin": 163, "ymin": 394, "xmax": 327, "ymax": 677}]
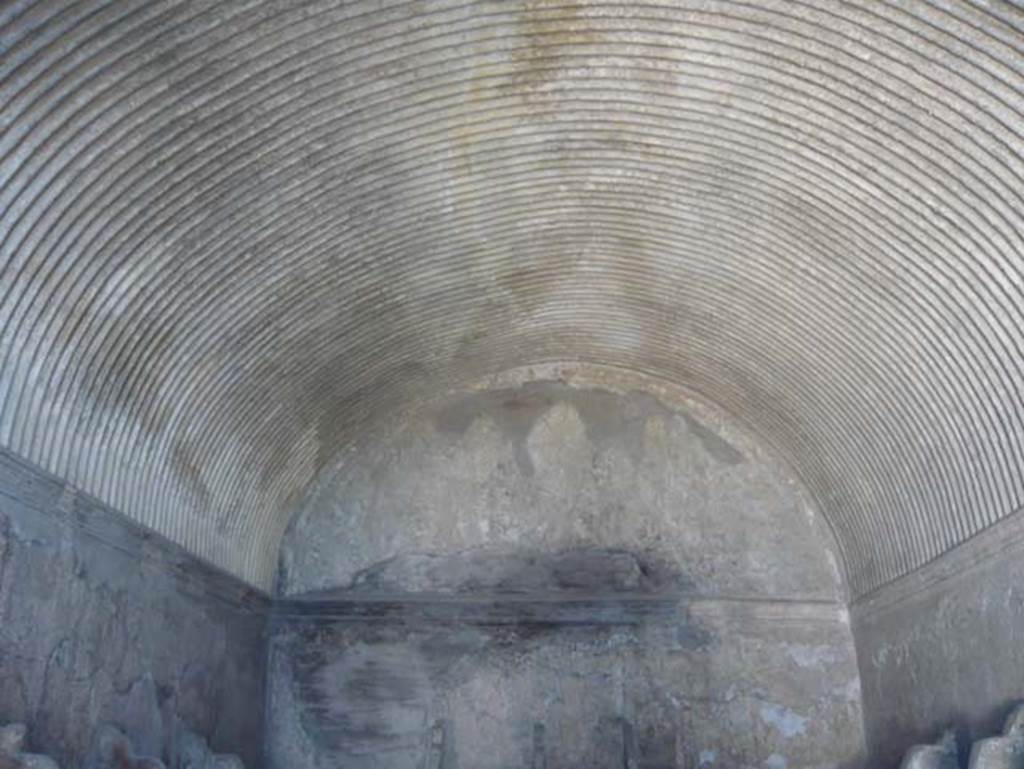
[
  {"xmin": 0, "ymin": 448, "xmax": 267, "ymax": 768},
  {"xmin": 852, "ymin": 506, "xmax": 1024, "ymax": 769},
  {"xmin": 271, "ymin": 372, "xmax": 865, "ymax": 769},
  {"xmin": 268, "ymin": 598, "xmax": 863, "ymax": 769},
  {"xmin": 279, "ymin": 367, "xmax": 842, "ymax": 601}
]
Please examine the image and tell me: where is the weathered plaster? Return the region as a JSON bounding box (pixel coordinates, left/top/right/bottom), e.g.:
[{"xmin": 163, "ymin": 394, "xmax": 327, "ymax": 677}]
[
  {"xmin": 272, "ymin": 374, "xmax": 863, "ymax": 768},
  {"xmin": 268, "ymin": 598, "xmax": 863, "ymax": 769},
  {"xmin": 281, "ymin": 368, "xmax": 842, "ymax": 602},
  {"xmin": 852, "ymin": 506, "xmax": 1024, "ymax": 768},
  {"xmin": 0, "ymin": 449, "xmax": 267, "ymax": 769}
]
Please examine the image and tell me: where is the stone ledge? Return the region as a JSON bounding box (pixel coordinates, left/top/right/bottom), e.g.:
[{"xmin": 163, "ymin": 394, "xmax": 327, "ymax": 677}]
[{"xmin": 273, "ymin": 591, "xmax": 845, "ymax": 627}]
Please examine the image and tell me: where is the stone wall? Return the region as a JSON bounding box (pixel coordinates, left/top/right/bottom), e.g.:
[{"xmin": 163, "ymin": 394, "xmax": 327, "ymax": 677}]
[
  {"xmin": 852, "ymin": 507, "xmax": 1024, "ymax": 768},
  {"xmin": 268, "ymin": 594, "xmax": 863, "ymax": 769},
  {"xmin": 271, "ymin": 370, "xmax": 866, "ymax": 769},
  {"xmin": 0, "ymin": 449, "xmax": 267, "ymax": 768}
]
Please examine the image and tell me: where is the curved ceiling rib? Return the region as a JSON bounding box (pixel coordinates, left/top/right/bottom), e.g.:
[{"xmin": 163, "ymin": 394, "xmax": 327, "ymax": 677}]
[{"xmin": 0, "ymin": 0, "xmax": 1022, "ymax": 594}]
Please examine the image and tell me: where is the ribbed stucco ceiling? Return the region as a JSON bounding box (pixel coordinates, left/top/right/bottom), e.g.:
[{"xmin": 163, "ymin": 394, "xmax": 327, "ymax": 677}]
[{"xmin": 1, "ymin": 0, "xmax": 1022, "ymax": 595}]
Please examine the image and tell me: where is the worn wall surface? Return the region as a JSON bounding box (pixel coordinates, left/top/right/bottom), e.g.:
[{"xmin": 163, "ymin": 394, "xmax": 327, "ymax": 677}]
[
  {"xmin": 852, "ymin": 507, "xmax": 1024, "ymax": 769},
  {"xmin": 268, "ymin": 596, "xmax": 863, "ymax": 769},
  {"xmin": 271, "ymin": 370, "xmax": 865, "ymax": 769},
  {"xmin": 0, "ymin": 448, "xmax": 268, "ymax": 769},
  {"xmin": 279, "ymin": 366, "xmax": 843, "ymax": 601}
]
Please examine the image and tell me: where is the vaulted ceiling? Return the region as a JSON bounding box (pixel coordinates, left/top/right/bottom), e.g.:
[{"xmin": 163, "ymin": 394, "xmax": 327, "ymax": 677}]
[{"xmin": 1, "ymin": 0, "xmax": 1022, "ymax": 594}]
